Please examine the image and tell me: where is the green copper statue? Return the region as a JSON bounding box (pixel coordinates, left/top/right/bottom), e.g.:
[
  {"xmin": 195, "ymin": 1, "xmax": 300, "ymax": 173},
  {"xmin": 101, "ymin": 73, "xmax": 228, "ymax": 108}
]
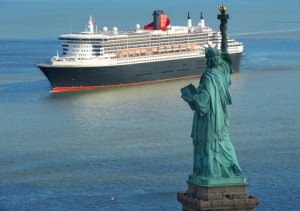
[{"xmin": 181, "ymin": 5, "xmax": 245, "ymax": 186}]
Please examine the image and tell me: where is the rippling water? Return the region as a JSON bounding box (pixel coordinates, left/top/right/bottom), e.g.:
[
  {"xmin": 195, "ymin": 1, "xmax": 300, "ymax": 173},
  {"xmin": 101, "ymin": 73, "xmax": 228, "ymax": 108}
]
[{"xmin": 0, "ymin": 0, "xmax": 300, "ymax": 210}]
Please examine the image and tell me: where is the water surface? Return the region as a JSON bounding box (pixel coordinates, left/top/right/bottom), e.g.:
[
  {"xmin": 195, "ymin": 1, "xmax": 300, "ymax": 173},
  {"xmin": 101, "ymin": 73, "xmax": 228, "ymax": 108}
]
[{"xmin": 0, "ymin": 1, "xmax": 300, "ymax": 210}]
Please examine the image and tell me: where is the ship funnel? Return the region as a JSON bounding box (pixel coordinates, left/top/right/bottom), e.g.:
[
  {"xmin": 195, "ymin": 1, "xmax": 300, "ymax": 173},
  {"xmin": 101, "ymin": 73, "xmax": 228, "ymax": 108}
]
[
  {"xmin": 154, "ymin": 10, "xmax": 164, "ymax": 30},
  {"xmin": 187, "ymin": 12, "xmax": 192, "ymax": 30},
  {"xmin": 144, "ymin": 10, "xmax": 170, "ymax": 31},
  {"xmin": 198, "ymin": 12, "xmax": 205, "ymax": 28}
]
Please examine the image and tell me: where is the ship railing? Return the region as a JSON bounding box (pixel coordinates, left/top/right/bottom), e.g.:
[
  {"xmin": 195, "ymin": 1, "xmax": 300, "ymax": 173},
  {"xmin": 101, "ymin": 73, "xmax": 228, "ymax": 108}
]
[
  {"xmin": 36, "ymin": 59, "xmax": 52, "ymax": 65},
  {"xmin": 228, "ymin": 47, "xmax": 243, "ymax": 54},
  {"xmin": 108, "ymin": 43, "xmax": 242, "ymax": 65},
  {"xmin": 116, "ymin": 43, "xmax": 200, "ymax": 58},
  {"xmin": 51, "ymin": 57, "xmax": 76, "ymax": 62},
  {"xmin": 109, "ymin": 51, "xmax": 202, "ymax": 65}
]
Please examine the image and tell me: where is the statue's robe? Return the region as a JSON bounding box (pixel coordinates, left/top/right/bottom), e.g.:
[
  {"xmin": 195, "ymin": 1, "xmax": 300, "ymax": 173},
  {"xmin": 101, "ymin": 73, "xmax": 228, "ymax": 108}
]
[{"xmin": 191, "ymin": 54, "xmax": 242, "ymax": 179}]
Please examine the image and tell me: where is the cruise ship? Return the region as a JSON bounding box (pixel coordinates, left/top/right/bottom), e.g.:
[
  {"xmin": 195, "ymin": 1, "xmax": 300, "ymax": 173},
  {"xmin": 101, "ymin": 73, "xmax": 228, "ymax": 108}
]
[{"xmin": 37, "ymin": 10, "xmax": 243, "ymax": 92}]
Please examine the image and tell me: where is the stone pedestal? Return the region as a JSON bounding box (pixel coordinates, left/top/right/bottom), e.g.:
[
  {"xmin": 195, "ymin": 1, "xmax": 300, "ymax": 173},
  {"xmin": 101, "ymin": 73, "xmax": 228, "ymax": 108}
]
[{"xmin": 177, "ymin": 181, "xmax": 259, "ymax": 211}]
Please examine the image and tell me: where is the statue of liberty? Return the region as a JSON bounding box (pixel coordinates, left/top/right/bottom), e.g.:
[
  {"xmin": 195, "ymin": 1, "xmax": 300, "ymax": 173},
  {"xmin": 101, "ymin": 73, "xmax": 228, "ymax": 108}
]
[{"xmin": 181, "ymin": 5, "xmax": 245, "ymax": 185}]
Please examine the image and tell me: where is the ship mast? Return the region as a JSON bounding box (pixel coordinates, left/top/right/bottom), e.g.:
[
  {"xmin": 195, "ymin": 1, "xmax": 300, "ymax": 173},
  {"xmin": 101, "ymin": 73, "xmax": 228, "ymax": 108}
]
[
  {"xmin": 88, "ymin": 16, "xmax": 94, "ymax": 33},
  {"xmin": 199, "ymin": 12, "xmax": 205, "ymax": 28},
  {"xmin": 187, "ymin": 12, "xmax": 192, "ymax": 32}
]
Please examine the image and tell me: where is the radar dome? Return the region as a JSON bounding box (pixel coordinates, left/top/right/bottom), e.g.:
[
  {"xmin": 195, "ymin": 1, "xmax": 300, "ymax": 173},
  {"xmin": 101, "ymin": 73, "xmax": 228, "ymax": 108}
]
[{"xmin": 112, "ymin": 27, "xmax": 118, "ymax": 34}]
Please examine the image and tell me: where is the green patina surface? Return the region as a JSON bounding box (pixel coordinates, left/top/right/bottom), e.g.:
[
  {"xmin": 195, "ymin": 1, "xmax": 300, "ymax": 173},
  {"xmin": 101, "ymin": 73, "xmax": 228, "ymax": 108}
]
[{"xmin": 181, "ymin": 6, "xmax": 246, "ymax": 187}]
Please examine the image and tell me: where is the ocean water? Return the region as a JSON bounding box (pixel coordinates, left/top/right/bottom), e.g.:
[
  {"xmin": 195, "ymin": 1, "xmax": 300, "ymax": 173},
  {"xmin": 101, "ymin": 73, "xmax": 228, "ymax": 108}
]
[{"xmin": 0, "ymin": 0, "xmax": 300, "ymax": 210}]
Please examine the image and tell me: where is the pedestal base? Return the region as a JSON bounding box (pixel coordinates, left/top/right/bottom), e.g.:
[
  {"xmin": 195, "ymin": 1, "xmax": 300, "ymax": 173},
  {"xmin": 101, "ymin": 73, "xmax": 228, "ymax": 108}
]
[
  {"xmin": 189, "ymin": 174, "xmax": 247, "ymax": 187},
  {"xmin": 178, "ymin": 181, "xmax": 259, "ymax": 211}
]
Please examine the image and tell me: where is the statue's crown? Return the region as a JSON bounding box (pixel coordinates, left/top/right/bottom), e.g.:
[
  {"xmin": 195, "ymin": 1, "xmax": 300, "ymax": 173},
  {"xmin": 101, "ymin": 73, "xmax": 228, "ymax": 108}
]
[{"xmin": 205, "ymin": 46, "xmax": 220, "ymax": 59}]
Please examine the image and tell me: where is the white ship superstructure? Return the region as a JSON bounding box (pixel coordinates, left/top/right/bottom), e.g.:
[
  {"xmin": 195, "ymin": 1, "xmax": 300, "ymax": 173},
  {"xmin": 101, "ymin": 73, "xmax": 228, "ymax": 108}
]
[{"xmin": 52, "ymin": 12, "xmax": 242, "ymax": 66}]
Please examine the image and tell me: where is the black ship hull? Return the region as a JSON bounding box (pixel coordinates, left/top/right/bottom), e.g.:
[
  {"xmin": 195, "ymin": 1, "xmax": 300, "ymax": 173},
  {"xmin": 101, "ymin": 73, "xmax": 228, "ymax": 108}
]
[{"xmin": 38, "ymin": 53, "xmax": 242, "ymax": 92}]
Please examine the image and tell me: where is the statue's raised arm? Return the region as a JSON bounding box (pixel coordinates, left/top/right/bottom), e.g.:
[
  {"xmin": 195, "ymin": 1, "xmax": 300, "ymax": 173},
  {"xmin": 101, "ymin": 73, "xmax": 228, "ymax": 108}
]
[{"xmin": 218, "ymin": 4, "xmax": 232, "ymax": 67}]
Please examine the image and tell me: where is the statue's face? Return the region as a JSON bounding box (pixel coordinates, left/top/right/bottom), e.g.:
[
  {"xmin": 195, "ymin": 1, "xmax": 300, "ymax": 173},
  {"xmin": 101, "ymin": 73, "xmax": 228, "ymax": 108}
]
[{"xmin": 206, "ymin": 57, "xmax": 220, "ymax": 69}]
